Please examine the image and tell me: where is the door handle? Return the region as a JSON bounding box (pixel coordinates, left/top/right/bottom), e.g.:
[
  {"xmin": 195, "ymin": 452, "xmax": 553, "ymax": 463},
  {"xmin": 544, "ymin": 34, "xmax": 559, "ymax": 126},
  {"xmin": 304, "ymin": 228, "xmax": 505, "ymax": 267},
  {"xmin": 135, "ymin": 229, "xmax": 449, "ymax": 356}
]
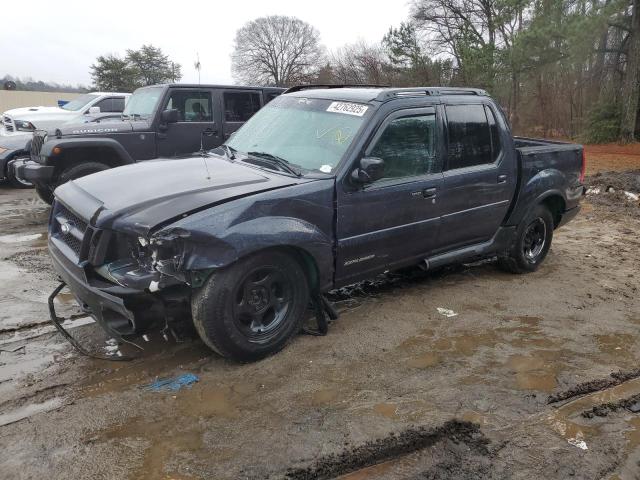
[
  {"xmin": 422, "ymin": 187, "xmax": 437, "ymax": 198},
  {"xmin": 203, "ymin": 127, "xmax": 217, "ymax": 136},
  {"xmin": 497, "ymin": 174, "xmax": 507, "ymax": 184}
]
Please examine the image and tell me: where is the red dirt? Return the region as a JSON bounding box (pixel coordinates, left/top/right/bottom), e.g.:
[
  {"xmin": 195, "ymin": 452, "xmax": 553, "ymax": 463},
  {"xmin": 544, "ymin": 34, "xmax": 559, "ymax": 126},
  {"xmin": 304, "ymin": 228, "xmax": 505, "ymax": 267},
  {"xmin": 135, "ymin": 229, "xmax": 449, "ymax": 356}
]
[{"xmin": 584, "ymin": 142, "xmax": 640, "ymax": 174}]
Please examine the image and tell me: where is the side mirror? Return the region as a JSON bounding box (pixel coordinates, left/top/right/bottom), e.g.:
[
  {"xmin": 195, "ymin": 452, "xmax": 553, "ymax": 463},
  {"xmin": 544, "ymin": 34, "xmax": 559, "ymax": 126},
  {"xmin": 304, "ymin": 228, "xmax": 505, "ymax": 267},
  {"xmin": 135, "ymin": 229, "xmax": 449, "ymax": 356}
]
[
  {"xmin": 351, "ymin": 157, "xmax": 385, "ymax": 184},
  {"xmin": 161, "ymin": 108, "xmax": 179, "ymax": 124},
  {"xmin": 87, "ymin": 106, "xmax": 101, "ymax": 114}
]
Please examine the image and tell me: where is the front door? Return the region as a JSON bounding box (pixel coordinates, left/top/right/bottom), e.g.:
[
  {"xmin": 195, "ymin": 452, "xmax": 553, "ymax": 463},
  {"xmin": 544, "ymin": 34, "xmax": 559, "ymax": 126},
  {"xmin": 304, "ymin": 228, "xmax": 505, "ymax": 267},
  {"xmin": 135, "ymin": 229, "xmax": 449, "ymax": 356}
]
[
  {"xmin": 336, "ymin": 107, "xmax": 444, "ymax": 285},
  {"xmin": 157, "ymin": 89, "xmax": 222, "ymax": 157},
  {"xmin": 436, "ymin": 103, "xmax": 517, "ymax": 251}
]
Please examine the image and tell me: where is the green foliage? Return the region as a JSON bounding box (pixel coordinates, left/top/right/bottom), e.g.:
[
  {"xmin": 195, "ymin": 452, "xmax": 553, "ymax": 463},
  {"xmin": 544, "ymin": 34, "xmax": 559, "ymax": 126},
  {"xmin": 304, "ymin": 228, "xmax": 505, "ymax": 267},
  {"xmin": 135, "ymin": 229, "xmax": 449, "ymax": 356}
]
[
  {"xmin": 583, "ymin": 102, "xmax": 622, "ymax": 144},
  {"xmin": 90, "ymin": 45, "xmax": 182, "ymax": 92}
]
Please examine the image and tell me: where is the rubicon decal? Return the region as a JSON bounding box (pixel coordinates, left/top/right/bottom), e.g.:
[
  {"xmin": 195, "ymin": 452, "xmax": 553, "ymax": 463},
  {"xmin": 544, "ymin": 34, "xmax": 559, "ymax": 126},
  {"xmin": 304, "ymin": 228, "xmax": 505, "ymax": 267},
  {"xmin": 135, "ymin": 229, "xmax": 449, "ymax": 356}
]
[{"xmin": 71, "ymin": 128, "xmax": 119, "ymax": 134}]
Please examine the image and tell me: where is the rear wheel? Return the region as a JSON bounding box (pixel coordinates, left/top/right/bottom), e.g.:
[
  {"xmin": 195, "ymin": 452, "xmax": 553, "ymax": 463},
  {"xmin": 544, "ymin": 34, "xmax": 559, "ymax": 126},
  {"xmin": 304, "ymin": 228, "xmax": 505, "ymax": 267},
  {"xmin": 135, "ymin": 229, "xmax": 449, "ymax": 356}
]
[
  {"xmin": 6, "ymin": 158, "xmax": 33, "ymax": 189},
  {"xmin": 498, "ymin": 204, "xmax": 554, "ymax": 274},
  {"xmin": 192, "ymin": 250, "xmax": 309, "ymax": 362}
]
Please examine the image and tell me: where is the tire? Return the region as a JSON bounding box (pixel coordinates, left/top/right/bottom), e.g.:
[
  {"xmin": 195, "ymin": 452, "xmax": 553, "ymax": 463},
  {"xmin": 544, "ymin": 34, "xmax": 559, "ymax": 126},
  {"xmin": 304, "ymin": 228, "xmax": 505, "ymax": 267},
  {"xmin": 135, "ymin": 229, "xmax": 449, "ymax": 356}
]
[
  {"xmin": 498, "ymin": 204, "xmax": 554, "ymax": 274},
  {"xmin": 58, "ymin": 161, "xmax": 110, "ymax": 186},
  {"xmin": 36, "ymin": 161, "xmax": 111, "ymax": 205},
  {"xmin": 35, "ymin": 185, "xmax": 54, "ymax": 205},
  {"xmin": 6, "ymin": 158, "xmax": 33, "ymax": 189},
  {"xmin": 192, "ymin": 250, "xmax": 309, "ymax": 362}
]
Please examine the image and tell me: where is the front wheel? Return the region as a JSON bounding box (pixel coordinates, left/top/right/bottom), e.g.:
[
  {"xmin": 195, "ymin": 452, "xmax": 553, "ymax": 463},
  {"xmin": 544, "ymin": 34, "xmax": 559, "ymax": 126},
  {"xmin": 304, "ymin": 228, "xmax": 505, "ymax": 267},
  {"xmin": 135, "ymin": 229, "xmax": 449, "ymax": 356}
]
[
  {"xmin": 498, "ymin": 204, "xmax": 554, "ymax": 274},
  {"xmin": 35, "ymin": 185, "xmax": 54, "ymax": 205},
  {"xmin": 191, "ymin": 250, "xmax": 309, "ymax": 362}
]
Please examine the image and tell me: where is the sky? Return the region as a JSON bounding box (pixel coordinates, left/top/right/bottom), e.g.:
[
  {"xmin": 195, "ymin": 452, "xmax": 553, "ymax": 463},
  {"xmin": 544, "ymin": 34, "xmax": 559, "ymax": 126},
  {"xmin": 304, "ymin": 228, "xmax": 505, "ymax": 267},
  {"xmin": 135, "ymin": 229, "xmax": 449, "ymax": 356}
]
[{"xmin": 0, "ymin": 0, "xmax": 410, "ymax": 87}]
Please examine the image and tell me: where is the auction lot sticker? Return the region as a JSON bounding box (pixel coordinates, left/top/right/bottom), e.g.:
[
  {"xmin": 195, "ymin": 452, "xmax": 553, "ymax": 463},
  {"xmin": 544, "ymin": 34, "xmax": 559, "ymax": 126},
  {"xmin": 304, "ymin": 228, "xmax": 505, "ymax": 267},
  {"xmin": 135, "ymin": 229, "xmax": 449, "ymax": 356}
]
[{"xmin": 326, "ymin": 102, "xmax": 368, "ymax": 116}]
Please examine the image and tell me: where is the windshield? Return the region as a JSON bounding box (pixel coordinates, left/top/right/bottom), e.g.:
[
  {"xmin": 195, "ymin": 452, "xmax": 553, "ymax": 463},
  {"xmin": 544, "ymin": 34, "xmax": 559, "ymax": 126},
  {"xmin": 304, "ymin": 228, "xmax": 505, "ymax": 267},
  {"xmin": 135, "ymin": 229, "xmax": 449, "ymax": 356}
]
[
  {"xmin": 227, "ymin": 95, "xmax": 369, "ymax": 174},
  {"xmin": 61, "ymin": 94, "xmax": 99, "ymax": 111},
  {"xmin": 122, "ymin": 87, "xmax": 163, "ymax": 119}
]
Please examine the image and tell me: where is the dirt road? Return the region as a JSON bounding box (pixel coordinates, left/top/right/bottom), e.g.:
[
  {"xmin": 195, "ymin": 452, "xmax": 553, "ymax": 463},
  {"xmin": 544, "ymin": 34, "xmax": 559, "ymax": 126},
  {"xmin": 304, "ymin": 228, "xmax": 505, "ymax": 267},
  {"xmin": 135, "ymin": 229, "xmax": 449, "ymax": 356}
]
[{"xmin": 1, "ymin": 168, "xmax": 639, "ymax": 479}]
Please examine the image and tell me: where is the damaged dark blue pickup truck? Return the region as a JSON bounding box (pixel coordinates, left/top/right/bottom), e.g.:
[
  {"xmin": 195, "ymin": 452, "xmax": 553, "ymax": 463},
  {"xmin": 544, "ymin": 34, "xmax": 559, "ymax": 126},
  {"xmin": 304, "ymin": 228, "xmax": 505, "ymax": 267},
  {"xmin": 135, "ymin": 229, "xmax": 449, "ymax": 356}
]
[{"xmin": 48, "ymin": 86, "xmax": 585, "ymax": 361}]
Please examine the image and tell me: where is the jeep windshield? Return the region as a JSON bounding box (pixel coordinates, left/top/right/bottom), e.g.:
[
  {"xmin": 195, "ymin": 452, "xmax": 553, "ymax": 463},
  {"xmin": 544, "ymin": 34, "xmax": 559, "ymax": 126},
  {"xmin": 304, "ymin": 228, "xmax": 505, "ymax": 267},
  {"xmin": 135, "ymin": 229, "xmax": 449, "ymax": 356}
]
[
  {"xmin": 122, "ymin": 87, "xmax": 163, "ymax": 120},
  {"xmin": 226, "ymin": 95, "xmax": 370, "ymax": 175},
  {"xmin": 61, "ymin": 94, "xmax": 99, "ymax": 111}
]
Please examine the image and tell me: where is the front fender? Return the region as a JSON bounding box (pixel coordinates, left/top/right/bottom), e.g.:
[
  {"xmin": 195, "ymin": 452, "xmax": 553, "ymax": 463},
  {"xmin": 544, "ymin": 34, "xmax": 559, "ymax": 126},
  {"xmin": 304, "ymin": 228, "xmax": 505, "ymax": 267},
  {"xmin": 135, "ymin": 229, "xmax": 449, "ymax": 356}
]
[
  {"xmin": 156, "ymin": 216, "xmax": 334, "ymax": 290},
  {"xmin": 506, "ymin": 168, "xmax": 568, "ymax": 226},
  {"xmin": 42, "ymin": 137, "xmax": 134, "ymax": 165}
]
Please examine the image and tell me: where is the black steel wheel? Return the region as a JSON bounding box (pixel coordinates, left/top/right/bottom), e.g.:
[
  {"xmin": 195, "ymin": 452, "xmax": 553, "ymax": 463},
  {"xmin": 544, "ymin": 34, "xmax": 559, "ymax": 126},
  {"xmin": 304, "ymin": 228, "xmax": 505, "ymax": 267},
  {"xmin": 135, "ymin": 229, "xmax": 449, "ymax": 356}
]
[
  {"xmin": 192, "ymin": 250, "xmax": 309, "ymax": 361},
  {"xmin": 498, "ymin": 204, "xmax": 554, "ymax": 274}
]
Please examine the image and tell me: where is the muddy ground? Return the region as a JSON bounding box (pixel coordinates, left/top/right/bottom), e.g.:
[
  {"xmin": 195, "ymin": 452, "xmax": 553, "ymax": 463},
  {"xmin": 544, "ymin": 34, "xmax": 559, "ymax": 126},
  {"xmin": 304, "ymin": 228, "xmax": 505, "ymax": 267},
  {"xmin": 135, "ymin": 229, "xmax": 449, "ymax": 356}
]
[{"xmin": 1, "ymin": 168, "xmax": 640, "ymax": 480}]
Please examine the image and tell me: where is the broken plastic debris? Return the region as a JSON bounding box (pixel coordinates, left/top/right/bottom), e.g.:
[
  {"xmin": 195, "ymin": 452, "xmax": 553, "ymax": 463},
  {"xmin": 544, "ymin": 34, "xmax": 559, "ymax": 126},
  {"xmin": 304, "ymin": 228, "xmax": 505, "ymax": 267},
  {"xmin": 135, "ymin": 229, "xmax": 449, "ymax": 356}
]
[
  {"xmin": 585, "ymin": 187, "xmax": 600, "ymax": 195},
  {"xmin": 436, "ymin": 307, "xmax": 458, "ymax": 318},
  {"xmin": 624, "ymin": 191, "xmax": 639, "ymax": 202},
  {"xmin": 567, "ymin": 437, "xmax": 588, "ymax": 450},
  {"xmin": 143, "ymin": 373, "xmax": 199, "ymax": 392},
  {"xmin": 149, "ymin": 280, "xmax": 160, "ymax": 292}
]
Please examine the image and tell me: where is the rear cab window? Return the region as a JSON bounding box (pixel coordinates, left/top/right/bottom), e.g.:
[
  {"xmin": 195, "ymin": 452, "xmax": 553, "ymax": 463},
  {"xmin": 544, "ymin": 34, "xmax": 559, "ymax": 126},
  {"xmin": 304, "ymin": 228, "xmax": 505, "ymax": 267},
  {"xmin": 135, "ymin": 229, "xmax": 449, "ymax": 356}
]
[
  {"xmin": 224, "ymin": 92, "xmax": 262, "ymax": 122},
  {"xmin": 445, "ymin": 104, "xmax": 494, "ymax": 169}
]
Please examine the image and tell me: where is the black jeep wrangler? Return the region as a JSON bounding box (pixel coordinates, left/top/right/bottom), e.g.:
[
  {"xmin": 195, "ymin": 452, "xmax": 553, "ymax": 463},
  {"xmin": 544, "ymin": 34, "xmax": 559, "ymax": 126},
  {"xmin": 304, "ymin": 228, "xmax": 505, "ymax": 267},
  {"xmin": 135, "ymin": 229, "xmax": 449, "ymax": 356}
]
[{"xmin": 17, "ymin": 84, "xmax": 284, "ymax": 203}]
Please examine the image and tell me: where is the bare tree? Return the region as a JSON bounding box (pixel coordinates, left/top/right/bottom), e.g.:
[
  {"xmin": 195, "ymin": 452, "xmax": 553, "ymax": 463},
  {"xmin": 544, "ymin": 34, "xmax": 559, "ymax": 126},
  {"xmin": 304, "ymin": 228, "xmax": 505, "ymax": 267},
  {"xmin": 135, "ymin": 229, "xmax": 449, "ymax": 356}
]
[{"xmin": 231, "ymin": 16, "xmax": 323, "ymax": 86}]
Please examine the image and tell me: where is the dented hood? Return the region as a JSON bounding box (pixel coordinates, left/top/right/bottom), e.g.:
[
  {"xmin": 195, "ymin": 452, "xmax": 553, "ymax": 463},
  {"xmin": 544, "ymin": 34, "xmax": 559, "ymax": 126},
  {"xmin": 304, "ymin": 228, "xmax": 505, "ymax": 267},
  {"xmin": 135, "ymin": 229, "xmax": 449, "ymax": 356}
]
[{"xmin": 54, "ymin": 155, "xmax": 306, "ymax": 235}]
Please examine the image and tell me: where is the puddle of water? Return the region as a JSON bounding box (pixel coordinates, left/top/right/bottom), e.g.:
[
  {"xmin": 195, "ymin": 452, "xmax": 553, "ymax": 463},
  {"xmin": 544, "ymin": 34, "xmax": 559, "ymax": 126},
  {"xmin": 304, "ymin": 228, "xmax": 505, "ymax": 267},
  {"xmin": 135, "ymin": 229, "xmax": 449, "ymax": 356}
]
[
  {"xmin": 176, "ymin": 384, "xmax": 239, "ymax": 418},
  {"xmin": 407, "ymin": 352, "xmax": 440, "ymax": 368},
  {"xmin": 0, "ymin": 397, "xmax": 65, "ymax": 427},
  {"xmin": 373, "ymin": 402, "xmax": 399, "ymax": 419},
  {"xmin": 548, "ymin": 377, "xmax": 640, "ymax": 451},
  {"xmin": 596, "ymin": 334, "xmax": 636, "ymax": 357},
  {"xmin": 461, "ymin": 410, "xmax": 488, "ymax": 426},
  {"xmin": 507, "ymin": 354, "xmax": 558, "ymax": 392},
  {"xmin": 338, "ymin": 460, "xmax": 397, "ymax": 479},
  {"xmin": 312, "ymin": 388, "xmax": 339, "ymax": 406},
  {"xmin": 100, "ymin": 418, "xmax": 204, "ymax": 480},
  {"xmin": 0, "ymin": 232, "xmax": 46, "ymax": 245}
]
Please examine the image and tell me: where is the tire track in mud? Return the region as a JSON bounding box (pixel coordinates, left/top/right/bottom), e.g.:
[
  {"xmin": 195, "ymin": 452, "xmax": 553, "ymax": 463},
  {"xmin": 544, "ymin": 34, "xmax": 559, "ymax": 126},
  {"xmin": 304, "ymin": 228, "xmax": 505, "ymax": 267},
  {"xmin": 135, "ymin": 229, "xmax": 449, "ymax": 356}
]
[
  {"xmin": 547, "ymin": 368, "xmax": 640, "ymax": 404},
  {"xmin": 284, "ymin": 420, "xmax": 491, "ymax": 480}
]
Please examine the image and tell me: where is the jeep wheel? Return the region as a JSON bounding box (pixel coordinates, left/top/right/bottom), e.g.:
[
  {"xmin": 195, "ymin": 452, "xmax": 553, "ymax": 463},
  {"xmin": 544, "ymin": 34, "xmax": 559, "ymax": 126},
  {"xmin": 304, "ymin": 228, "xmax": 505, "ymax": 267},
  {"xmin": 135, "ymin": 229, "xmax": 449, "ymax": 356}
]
[
  {"xmin": 6, "ymin": 158, "xmax": 33, "ymax": 189},
  {"xmin": 498, "ymin": 204, "xmax": 554, "ymax": 274},
  {"xmin": 192, "ymin": 250, "xmax": 309, "ymax": 362},
  {"xmin": 58, "ymin": 161, "xmax": 110, "ymax": 186},
  {"xmin": 35, "ymin": 186, "xmax": 54, "ymax": 205}
]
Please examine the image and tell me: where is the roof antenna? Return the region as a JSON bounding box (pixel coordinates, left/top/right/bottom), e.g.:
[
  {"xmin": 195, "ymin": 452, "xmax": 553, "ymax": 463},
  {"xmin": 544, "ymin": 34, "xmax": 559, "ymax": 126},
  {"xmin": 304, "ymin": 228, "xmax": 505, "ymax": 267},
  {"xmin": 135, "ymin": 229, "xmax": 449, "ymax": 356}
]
[{"xmin": 200, "ymin": 130, "xmax": 212, "ymax": 180}]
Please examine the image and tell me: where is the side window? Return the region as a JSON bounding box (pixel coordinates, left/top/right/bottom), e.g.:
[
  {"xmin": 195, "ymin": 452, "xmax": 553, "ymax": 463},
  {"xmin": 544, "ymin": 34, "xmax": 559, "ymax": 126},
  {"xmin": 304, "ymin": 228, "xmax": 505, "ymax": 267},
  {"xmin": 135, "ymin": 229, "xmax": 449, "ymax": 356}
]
[
  {"xmin": 446, "ymin": 104, "xmax": 492, "ymax": 169},
  {"xmin": 224, "ymin": 92, "xmax": 261, "ymax": 122},
  {"xmin": 94, "ymin": 98, "xmax": 115, "ymax": 112},
  {"xmin": 164, "ymin": 91, "xmax": 213, "ymax": 122},
  {"xmin": 112, "ymin": 97, "xmax": 126, "ymax": 113},
  {"xmin": 264, "ymin": 92, "xmax": 281, "ymax": 104},
  {"xmin": 369, "ymin": 112, "xmax": 438, "ymax": 183},
  {"xmin": 485, "ymin": 105, "xmax": 501, "ymax": 162}
]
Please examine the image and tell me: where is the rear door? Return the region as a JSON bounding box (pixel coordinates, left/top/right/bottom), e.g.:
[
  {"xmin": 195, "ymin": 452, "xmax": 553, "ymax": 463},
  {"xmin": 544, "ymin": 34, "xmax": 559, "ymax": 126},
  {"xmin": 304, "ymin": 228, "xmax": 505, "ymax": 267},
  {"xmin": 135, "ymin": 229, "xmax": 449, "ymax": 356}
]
[
  {"xmin": 221, "ymin": 90, "xmax": 263, "ymax": 141},
  {"xmin": 436, "ymin": 102, "xmax": 517, "ymax": 251},
  {"xmin": 336, "ymin": 106, "xmax": 444, "ymax": 284},
  {"xmin": 157, "ymin": 88, "xmax": 222, "ymax": 156}
]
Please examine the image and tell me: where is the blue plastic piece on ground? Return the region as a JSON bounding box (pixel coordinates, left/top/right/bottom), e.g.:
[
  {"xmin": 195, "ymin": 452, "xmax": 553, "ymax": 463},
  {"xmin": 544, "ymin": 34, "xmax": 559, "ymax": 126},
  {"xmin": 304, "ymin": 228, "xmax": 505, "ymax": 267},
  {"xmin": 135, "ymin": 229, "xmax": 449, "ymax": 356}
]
[{"xmin": 143, "ymin": 373, "xmax": 199, "ymax": 392}]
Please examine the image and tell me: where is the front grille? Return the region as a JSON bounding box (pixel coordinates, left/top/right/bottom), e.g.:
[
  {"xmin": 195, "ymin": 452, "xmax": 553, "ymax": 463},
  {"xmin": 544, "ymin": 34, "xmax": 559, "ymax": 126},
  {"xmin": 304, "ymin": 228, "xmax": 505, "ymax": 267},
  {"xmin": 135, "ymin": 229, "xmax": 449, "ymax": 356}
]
[
  {"xmin": 30, "ymin": 130, "xmax": 47, "ymax": 162},
  {"xmin": 51, "ymin": 202, "xmax": 89, "ymax": 260},
  {"xmin": 3, "ymin": 115, "xmax": 14, "ymax": 132}
]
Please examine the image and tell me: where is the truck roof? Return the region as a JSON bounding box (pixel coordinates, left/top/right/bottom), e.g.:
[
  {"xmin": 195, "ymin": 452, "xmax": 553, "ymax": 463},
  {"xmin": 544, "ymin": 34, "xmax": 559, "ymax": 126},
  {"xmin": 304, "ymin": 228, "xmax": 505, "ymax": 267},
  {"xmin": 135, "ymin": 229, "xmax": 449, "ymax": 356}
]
[
  {"xmin": 136, "ymin": 84, "xmax": 285, "ymax": 91},
  {"xmin": 283, "ymin": 85, "xmax": 489, "ymax": 103},
  {"xmin": 88, "ymin": 92, "xmax": 132, "ymax": 97}
]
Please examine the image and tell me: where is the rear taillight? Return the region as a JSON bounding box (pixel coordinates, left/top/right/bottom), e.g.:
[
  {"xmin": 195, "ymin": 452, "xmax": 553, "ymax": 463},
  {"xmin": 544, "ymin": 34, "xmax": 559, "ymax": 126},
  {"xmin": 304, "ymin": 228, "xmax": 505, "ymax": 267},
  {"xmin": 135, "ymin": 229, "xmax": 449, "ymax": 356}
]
[{"xmin": 579, "ymin": 149, "xmax": 586, "ymax": 183}]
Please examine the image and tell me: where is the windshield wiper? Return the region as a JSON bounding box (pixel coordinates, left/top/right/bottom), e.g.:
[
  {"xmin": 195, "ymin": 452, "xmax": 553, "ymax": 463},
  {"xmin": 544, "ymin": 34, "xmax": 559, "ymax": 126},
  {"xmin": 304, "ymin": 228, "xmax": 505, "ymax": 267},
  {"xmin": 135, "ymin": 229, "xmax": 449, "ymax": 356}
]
[
  {"xmin": 222, "ymin": 144, "xmax": 237, "ymax": 160},
  {"xmin": 246, "ymin": 151, "xmax": 302, "ymax": 177}
]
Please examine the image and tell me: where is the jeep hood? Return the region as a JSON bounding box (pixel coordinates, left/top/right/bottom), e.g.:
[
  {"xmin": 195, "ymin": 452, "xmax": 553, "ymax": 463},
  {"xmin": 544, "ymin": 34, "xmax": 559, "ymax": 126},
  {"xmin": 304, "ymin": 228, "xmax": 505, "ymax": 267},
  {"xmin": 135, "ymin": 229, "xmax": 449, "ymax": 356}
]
[
  {"xmin": 54, "ymin": 155, "xmax": 308, "ymax": 236},
  {"xmin": 55, "ymin": 118, "xmax": 135, "ymax": 136}
]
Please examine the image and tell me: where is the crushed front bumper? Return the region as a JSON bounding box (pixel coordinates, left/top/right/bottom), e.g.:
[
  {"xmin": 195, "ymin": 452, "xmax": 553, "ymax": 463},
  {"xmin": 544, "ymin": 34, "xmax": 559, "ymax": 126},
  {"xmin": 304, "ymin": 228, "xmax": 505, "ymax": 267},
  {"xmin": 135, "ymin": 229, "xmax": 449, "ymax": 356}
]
[{"xmin": 49, "ymin": 239, "xmax": 157, "ymax": 336}]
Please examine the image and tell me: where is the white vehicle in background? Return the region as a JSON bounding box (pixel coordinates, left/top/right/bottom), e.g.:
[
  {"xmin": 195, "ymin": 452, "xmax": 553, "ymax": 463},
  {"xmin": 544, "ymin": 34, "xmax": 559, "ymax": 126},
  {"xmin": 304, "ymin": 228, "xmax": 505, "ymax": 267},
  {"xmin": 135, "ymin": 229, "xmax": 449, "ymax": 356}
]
[{"xmin": 1, "ymin": 92, "xmax": 131, "ymax": 138}]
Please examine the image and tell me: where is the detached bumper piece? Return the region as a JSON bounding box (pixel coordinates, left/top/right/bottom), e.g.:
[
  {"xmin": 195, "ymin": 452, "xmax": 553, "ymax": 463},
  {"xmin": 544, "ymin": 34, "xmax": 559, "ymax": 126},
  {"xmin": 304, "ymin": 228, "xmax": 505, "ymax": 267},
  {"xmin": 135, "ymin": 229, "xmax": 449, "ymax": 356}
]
[{"xmin": 48, "ymin": 281, "xmax": 135, "ymax": 361}]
